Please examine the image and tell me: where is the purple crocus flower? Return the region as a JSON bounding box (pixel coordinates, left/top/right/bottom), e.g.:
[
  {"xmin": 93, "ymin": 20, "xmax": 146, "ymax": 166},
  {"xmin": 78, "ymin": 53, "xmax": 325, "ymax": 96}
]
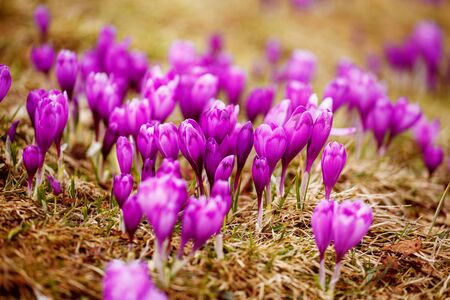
[
  {"xmin": 245, "ymin": 86, "xmax": 275, "ymax": 123},
  {"xmin": 204, "ymin": 138, "xmax": 222, "ymax": 187},
  {"xmin": 264, "ymin": 99, "xmax": 293, "ymax": 127},
  {"xmin": 215, "ymin": 155, "xmax": 235, "ymax": 182},
  {"xmin": 157, "ymin": 158, "xmax": 182, "ymax": 178},
  {"xmin": 155, "ymin": 122, "xmax": 179, "ymax": 160},
  {"xmin": 125, "ymin": 98, "xmax": 152, "ymax": 137},
  {"xmin": 200, "ymin": 100, "xmax": 234, "ymax": 144},
  {"xmin": 116, "ymin": 136, "xmax": 134, "ymax": 174},
  {"xmin": 234, "ymin": 121, "xmax": 254, "ymax": 191},
  {"xmin": 104, "ymin": 39, "xmax": 132, "ymax": 85},
  {"xmin": 103, "ymin": 260, "xmax": 167, "ymax": 300},
  {"xmin": 285, "ymin": 80, "xmax": 312, "ymax": 109},
  {"xmin": 47, "ymin": 175, "xmax": 62, "ymax": 195},
  {"xmin": 102, "ymin": 124, "xmax": 119, "ymax": 159},
  {"xmin": 305, "ymin": 108, "xmax": 333, "ymax": 173},
  {"xmin": 322, "ymin": 77, "xmax": 349, "ymax": 112},
  {"xmin": 266, "ymin": 38, "xmax": 281, "ymax": 65},
  {"xmin": 34, "ymin": 5, "xmax": 50, "ymax": 38},
  {"xmin": 112, "ymin": 173, "xmax": 133, "ymax": 208},
  {"xmin": 137, "ymin": 122, "xmax": 159, "ymax": 161},
  {"xmin": 0, "ymin": 64, "xmax": 12, "ymax": 103},
  {"xmin": 46, "ymin": 90, "xmax": 69, "ymax": 156},
  {"xmin": 223, "ymin": 65, "xmax": 246, "ymax": 105},
  {"xmin": 23, "ymin": 145, "xmax": 43, "ymax": 196},
  {"xmin": 366, "ymin": 97, "xmax": 393, "ymax": 151},
  {"xmin": 141, "ymin": 158, "xmax": 156, "ymax": 181},
  {"xmin": 207, "ymin": 33, "xmax": 223, "ymax": 55},
  {"xmin": 280, "ymin": 50, "xmax": 316, "ymax": 83},
  {"xmin": 169, "ymin": 40, "xmax": 197, "ymax": 74},
  {"xmin": 31, "ymin": 43, "xmax": 55, "ymax": 74},
  {"xmin": 96, "ymin": 25, "xmax": 116, "ymax": 69},
  {"xmin": 26, "ymin": 89, "xmax": 46, "ymax": 126},
  {"xmin": 183, "ymin": 73, "xmax": 218, "ymax": 121},
  {"xmin": 390, "ymin": 97, "xmax": 422, "ymax": 140},
  {"xmin": 254, "ymin": 123, "xmax": 287, "ymax": 173},
  {"xmin": 129, "ymin": 50, "xmax": 149, "ymax": 90},
  {"xmin": 178, "ymin": 119, "xmax": 207, "ymax": 194},
  {"xmin": 321, "ymin": 142, "xmax": 347, "ymax": 200},
  {"xmin": 122, "ymin": 194, "xmax": 142, "ymax": 242},
  {"xmin": 7, "ymin": 120, "xmax": 20, "ymax": 143},
  {"xmin": 79, "ymin": 50, "xmax": 101, "ymax": 81},
  {"xmin": 252, "ymin": 156, "xmax": 271, "ymax": 231},
  {"xmin": 211, "ymin": 179, "xmax": 232, "ymax": 214},
  {"xmin": 414, "ymin": 117, "xmax": 440, "ymax": 152},
  {"xmin": 423, "ymin": 145, "xmax": 443, "ymax": 176},
  {"xmin": 55, "ymin": 50, "xmax": 78, "ymax": 98}
]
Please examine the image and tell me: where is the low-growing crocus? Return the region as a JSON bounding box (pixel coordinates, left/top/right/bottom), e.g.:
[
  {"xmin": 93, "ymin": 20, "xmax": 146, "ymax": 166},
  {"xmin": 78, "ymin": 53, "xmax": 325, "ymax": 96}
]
[
  {"xmin": 26, "ymin": 89, "xmax": 46, "ymax": 126},
  {"xmin": 112, "ymin": 173, "xmax": 133, "ymax": 208},
  {"xmin": 169, "ymin": 40, "xmax": 197, "ymax": 74},
  {"xmin": 311, "ymin": 200, "xmax": 335, "ymax": 290},
  {"xmin": 55, "ymin": 50, "xmax": 78, "ymax": 98},
  {"xmin": 157, "ymin": 158, "xmax": 182, "ymax": 178},
  {"xmin": 366, "ymin": 97, "xmax": 393, "ymax": 152},
  {"xmin": 137, "ymin": 122, "xmax": 159, "ymax": 161},
  {"xmin": 129, "ymin": 50, "xmax": 149, "ymax": 90},
  {"xmin": 47, "ymin": 175, "xmax": 62, "ymax": 195},
  {"xmin": 200, "ymin": 101, "xmax": 233, "ymax": 145},
  {"xmin": 389, "ymin": 97, "xmax": 422, "ymax": 141},
  {"xmin": 322, "ymin": 77, "xmax": 349, "ymax": 112},
  {"xmin": 285, "ymin": 80, "xmax": 312, "ymax": 109},
  {"xmin": 34, "ymin": 5, "xmax": 50, "ymax": 39},
  {"xmin": 252, "ymin": 156, "xmax": 271, "ymax": 231},
  {"xmin": 155, "ymin": 122, "xmax": 179, "ymax": 160},
  {"xmin": 204, "ymin": 138, "xmax": 222, "ymax": 187},
  {"xmin": 254, "ymin": 123, "xmax": 287, "ymax": 174},
  {"xmin": 245, "ymin": 86, "xmax": 275, "ymax": 122},
  {"xmin": 122, "ymin": 194, "xmax": 142, "ymax": 242},
  {"xmin": 104, "ymin": 39, "xmax": 132, "ymax": 84},
  {"xmin": 414, "ymin": 117, "xmax": 440, "ymax": 152},
  {"xmin": 178, "ymin": 119, "xmax": 207, "ymax": 194},
  {"xmin": 223, "ymin": 65, "xmax": 246, "ymax": 105},
  {"xmin": 116, "ymin": 136, "xmax": 134, "ymax": 174},
  {"xmin": 321, "ymin": 142, "xmax": 347, "ymax": 200},
  {"xmin": 7, "ymin": 120, "xmax": 19, "ymax": 143},
  {"xmin": 103, "ymin": 260, "xmax": 167, "ymax": 300},
  {"xmin": 215, "ymin": 155, "xmax": 235, "ymax": 182},
  {"xmin": 31, "ymin": 43, "xmax": 55, "ymax": 74},
  {"xmin": 188, "ymin": 73, "xmax": 218, "ymax": 120},
  {"xmin": 125, "ymin": 98, "xmax": 152, "ymax": 137},
  {"xmin": 211, "ymin": 179, "xmax": 232, "ymax": 214},
  {"xmin": 0, "ymin": 64, "xmax": 12, "ymax": 103},
  {"xmin": 423, "ymin": 145, "xmax": 443, "ymax": 176},
  {"xmin": 264, "ymin": 99, "xmax": 293, "ymax": 127},
  {"xmin": 96, "ymin": 25, "xmax": 116, "ymax": 69},
  {"xmin": 234, "ymin": 121, "xmax": 254, "ymax": 192},
  {"xmin": 23, "ymin": 145, "xmax": 43, "ymax": 196},
  {"xmin": 280, "ymin": 50, "xmax": 317, "ymax": 83}
]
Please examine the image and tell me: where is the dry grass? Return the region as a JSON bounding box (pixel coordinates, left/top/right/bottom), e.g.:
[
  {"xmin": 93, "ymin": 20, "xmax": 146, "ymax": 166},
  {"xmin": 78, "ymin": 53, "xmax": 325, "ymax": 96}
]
[{"xmin": 1, "ymin": 0, "xmax": 450, "ymax": 299}]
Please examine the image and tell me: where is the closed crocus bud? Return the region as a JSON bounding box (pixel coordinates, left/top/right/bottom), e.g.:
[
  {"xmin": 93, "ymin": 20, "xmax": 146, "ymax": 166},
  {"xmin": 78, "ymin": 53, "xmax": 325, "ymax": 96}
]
[
  {"xmin": 47, "ymin": 175, "xmax": 62, "ymax": 195},
  {"xmin": 252, "ymin": 156, "xmax": 271, "ymax": 230},
  {"xmin": 200, "ymin": 100, "xmax": 232, "ymax": 144},
  {"xmin": 321, "ymin": 142, "xmax": 347, "ymax": 200},
  {"xmin": 169, "ymin": 40, "xmax": 197, "ymax": 74},
  {"xmin": 281, "ymin": 50, "xmax": 316, "ymax": 83},
  {"xmin": 414, "ymin": 117, "xmax": 440, "ymax": 152},
  {"xmin": 157, "ymin": 158, "xmax": 182, "ymax": 178},
  {"xmin": 55, "ymin": 50, "xmax": 78, "ymax": 98},
  {"xmin": 178, "ymin": 119, "xmax": 207, "ymax": 193},
  {"xmin": 137, "ymin": 122, "xmax": 159, "ymax": 160},
  {"xmin": 26, "ymin": 89, "xmax": 46, "ymax": 126},
  {"xmin": 112, "ymin": 173, "xmax": 133, "ymax": 208},
  {"xmin": 366, "ymin": 97, "xmax": 393, "ymax": 151},
  {"xmin": 189, "ymin": 73, "xmax": 218, "ymax": 120},
  {"xmin": 137, "ymin": 176, "xmax": 187, "ymax": 256},
  {"xmin": 305, "ymin": 109, "xmax": 333, "ymax": 173},
  {"xmin": 285, "ymin": 80, "xmax": 312, "ymax": 109},
  {"xmin": 412, "ymin": 21, "xmax": 443, "ymax": 72},
  {"xmin": 254, "ymin": 123, "xmax": 287, "ymax": 172},
  {"xmin": 129, "ymin": 50, "xmax": 149, "ymax": 89},
  {"xmin": 116, "ymin": 136, "xmax": 134, "ymax": 174},
  {"xmin": 215, "ymin": 155, "xmax": 235, "ymax": 182},
  {"xmin": 211, "ymin": 179, "xmax": 232, "ymax": 214},
  {"xmin": 423, "ymin": 145, "xmax": 443, "ymax": 176},
  {"xmin": 45, "ymin": 90, "xmax": 69, "ymax": 156},
  {"xmin": 79, "ymin": 50, "xmax": 101, "ymax": 81},
  {"xmin": 96, "ymin": 25, "xmax": 116, "ymax": 68},
  {"xmin": 102, "ymin": 124, "xmax": 119, "ymax": 159},
  {"xmin": 104, "ymin": 39, "xmax": 132, "ymax": 83},
  {"xmin": 125, "ymin": 98, "xmax": 152, "ymax": 137},
  {"xmin": 246, "ymin": 86, "xmax": 275, "ymax": 122},
  {"xmin": 333, "ymin": 200, "xmax": 373, "ymax": 263},
  {"xmin": 34, "ymin": 5, "xmax": 50, "ymax": 38},
  {"xmin": 390, "ymin": 97, "xmax": 422, "ymax": 139},
  {"xmin": 223, "ymin": 66, "xmax": 246, "ymax": 105},
  {"xmin": 23, "ymin": 145, "xmax": 43, "ymax": 195},
  {"xmin": 7, "ymin": 120, "xmax": 20, "ymax": 143},
  {"xmin": 205, "ymin": 138, "xmax": 222, "ymax": 187},
  {"xmin": 0, "ymin": 65, "xmax": 12, "ymax": 103},
  {"xmin": 103, "ymin": 260, "xmax": 167, "ymax": 300},
  {"xmin": 266, "ymin": 38, "xmax": 281, "ymax": 65},
  {"xmin": 149, "ymin": 83, "xmax": 178, "ymax": 122},
  {"xmin": 234, "ymin": 121, "xmax": 254, "ymax": 191},
  {"xmin": 122, "ymin": 194, "xmax": 142, "ymax": 241},
  {"xmin": 264, "ymin": 99, "xmax": 293, "ymax": 127},
  {"xmin": 323, "ymin": 77, "xmax": 349, "ymax": 112},
  {"xmin": 31, "ymin": 43, "xmax": 55, "ymax": 74},
  {"xmin": 155, "ymin": 122, "xmax": 179, "ymax": 160}
]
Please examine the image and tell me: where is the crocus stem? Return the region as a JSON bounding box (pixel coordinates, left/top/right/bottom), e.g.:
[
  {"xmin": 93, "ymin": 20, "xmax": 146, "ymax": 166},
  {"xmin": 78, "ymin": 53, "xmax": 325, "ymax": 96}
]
[
  {"xmin": 256, "ymin": 196, "xmax": 263, "ymax": 232},
  {"xmin": 265, "ymin": 182, "xmax": 272, "ymax": 207},
  {"xmin": 233, "ymin": 167, "xmax": 242, "ymax": 193},
  {"xmin": 319, "ymin": 258, "xmax": 326, "ymax": 291},
  {"xmin": 214, "ymin": 233, "xmax": 224, "ymax": 259},
  {"xmin": 196, "ymin": 171, "xmax": 205, "ymax": 195},
  {"xmin": 57, "ymin": 151, "xmax": 64, "ymax": 181},
  {"xmin": 279, "ymin": 164, "xmax": 287, "ymax": 196},
  {"xmin": 328, "ymin": 261, "xmax": 342, "ymax": 299},
  {"xmin": 27, "ymin": 177, "xmax": 33, "ymax": 197},
  {"xmin": 325, "ymin": 186, "xmax": 331, "ymax": 201},
  {"xmin": 299, "ymin": 171, "xmax": 310, "ymax": 210},
  {"xmin": 154, "ymin": 239, "xmax": 167, "ymax": 287}
]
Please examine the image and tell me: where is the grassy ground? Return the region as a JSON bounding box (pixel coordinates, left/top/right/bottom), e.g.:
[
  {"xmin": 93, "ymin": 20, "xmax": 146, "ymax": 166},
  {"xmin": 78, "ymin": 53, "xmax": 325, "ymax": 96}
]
[{"xmin": 1, "ymin": 0, "xmax": 450, "ymax": 299}]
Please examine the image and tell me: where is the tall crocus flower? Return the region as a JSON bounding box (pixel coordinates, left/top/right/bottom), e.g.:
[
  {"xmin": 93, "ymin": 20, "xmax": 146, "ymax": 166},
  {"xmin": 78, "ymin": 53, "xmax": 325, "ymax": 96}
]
[
  {"xmin": 169, "ymin": 40, "xmax": 197, "ymax": 74},
  {"xmin": 252, "ymin": 156, "xmax": 271, "ymax": 231},
  {"xmin": 112, "ymin": 173, "xmax": 134, "ymax": 208},
  {"xmin": 254, "ymin": 123, "xmax": 287, "ymax": 173},
  {"xmin": 285, "ymin": 80, "xmax": 312, "ymax": 109},
  {"xmin": 245, "ymin": 86, "xmax": 275, "ymax": 122},
  {"xmin": 31, "ymin": 43, "xmax": 55, "ymax": 75},
  {"xmin": 321, "ymin": 142, "xmax": 347, "ymax": 200},
  {"xmin": 23, "ymin": 145, "xmax": 43, "ymax": 196},
  {"xmin": 414, "ymin": 117, "xmax": 440, "ymax": 152},
  {"xmin": 103, "ymin": 260, "xmax": 167, "ymax": 300},
  {"xmin": 122, "ymin": 194, "xmax": 142, "ymax": 242},
  {"xmin": 215, "ymin": 155, "xmax": 235, "ymax": 182},
  {"xmin": 330, "ymin": 200, "xmax": 373, "ymax": 294},
  {"xmin": 223, "ymin": 65, "xmax": 246, "ymax": 105},
  {"xmin": 26, "ymin": 89, "xmax": 46, "ymax": 126},
  {"xmin": 204, "ymin": 138, "xmax": 222, "ymax": 187},
  {"xmin": 390, "ymin": 97, "xmax": 422, "ymax": 141},
  {"xmin": 137, "ymin": 122, "xmax": 159, "ymax": 161},
  {"xmin": 34, "ymin": 5, "xmax": 50, "ymax": 39},
  {"xmin": 280, "ymin": 106, "xmax": 313, "ymax": 195},
  {"xmin": 322, "ymin": 78, "xmax": 349, "ymax": 112},
  {"xmin": 200, "ymin": 100, "xmax": 234, "ymax": 144},
  {"xmin": 0, "ymin": 64, "xmax": 12, "ymax": 103},
  {"xmin": 423, "ymin": 145, "xmax": 443, "ymax": 176},
  {"xmin": 264, "ymin": 99, "xmax": 293, "ymax": 127},
  {"xmin": 55, "ymin": 50, "xmax": 78, "ymax": 98},
  {"xmin": 155, "ymin": 122, "xmax": 179, "ymax": 160},
  {"xmin": 116, "ymin": 136, "xmax": 134, "ymax": 174},
  {"xmin": 366, "ymin": 97, "xmax": 393, "ymax": 153},
  {"xmin": 234, "ymin": 121, "xmax": 254, "ymax": 192},
  {"xmin": 311, "ymin": 200, "xmax": 335, "ymax": 290},
  {"xmin": 178, "ymin": 119, "xmax": 207, "ymax": 194}
]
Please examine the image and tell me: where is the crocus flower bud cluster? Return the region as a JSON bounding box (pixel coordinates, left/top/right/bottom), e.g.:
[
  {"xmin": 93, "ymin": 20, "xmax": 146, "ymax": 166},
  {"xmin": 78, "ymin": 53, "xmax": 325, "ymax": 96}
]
[{"xmin": 414, "ymin": 117, "xmax": 443, "ymax": 176}]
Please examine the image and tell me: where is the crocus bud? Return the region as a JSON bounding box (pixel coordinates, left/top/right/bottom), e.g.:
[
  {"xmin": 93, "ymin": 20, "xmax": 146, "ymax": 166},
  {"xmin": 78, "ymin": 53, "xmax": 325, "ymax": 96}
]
[
  {"xmin": 285, "ymin": 81, "xmax": 312, "ymax": 109},
  {"xmin": 254, "ymin": 123, "xmax": 287, "ymax": 172},
  {"xmin": 390, "ymin": 97, "xmax": 422, "ymax": 138},
  {"xmin": 264, "ymin": 99, "xmax": 293, "ymax": 127},
  {"xmin": 321, "ymin": 142, "xmax": 347, "ymax": 200},
  {"xmin": 23, "ymin": 145, "xmax": 43, "ymax": 195},
  {"xmin": 34, "ymin": 5, "xmax": 50, "ymax": 38},
  {"xmin": 0, "ymin": 65, "xmax": 12, "ymax": 103},
  {"xmin": 112, "ymin": 173, "xmax": 133, "ymax": 208},
  {"xmin": 246, "ymin": 86, "xmax": 275, "ymax": 122},
  {"xmin": 155, "ymin": 122, "xmax": 179, "ymax": 160},
  {"xmin": 169, "ymin": 40, "xmax": 197, "ymax": 74},
  {"xmin": 208, "ymin": 33, "xmax": 223, "ymax": 55},
  {"xmin": 205, "ymin": 138, "xmax": 222, "ymax": 187},
  {"xmin": 366, "ymin": 97, "xmax": 392, "ymax": 150},
  {"xmin": 80, "ymin": 50, "xmax": 101, "ymax": 81},
  {"xmin": 333, "ymin": 200, "xmax": 373, "ymax": 262},
  {"xmin": 311, "ymin": 200, "xmax": 335, "ymax": 260},
  {"xmin": 7, "ymin": 120, "xmax": 20, "ymax": 143},
  {"xmin": 280, "ymin": 50, "xmax": 317, "ymax": 83},
  {"xmin": 55, "ymin": 50, "xmax": 78, "ymax": 98},
  {"xmin": 102, "ymin": 124, "xmax": 119, "ymax": 159},
  {"xmin": 104, "ymin": 39, "xmax": 132, "ymax": 83},
  {"xmin": 96, "ymin": 25, "xmax": 116, "ymax": 68},
  {"xmin": 323, "ymin": 78, "xmax": 349, "ymax": 112},
  {"xmin": 211, "ymin": 180, "xmax": 232, "ymax": 214},
  {"xmin": 189, "ymin": 73, "xmax": 218, "ymax": 120},
  {"xmin": 26, "ymin": 89, "xmax": 46, "ymax": 126},
  {"xmin": 116, "ymin": 136, "xmax": 134, "ymax": 174},
  {"xmin": 31, "ymin": 43, "xmax": 55, "ymax": 74},
  {"xmin": 122, "ymin": 194, "xmax": 142, "ymax": 241},
  {"xmin": 200, "ymin": 100, "xmax": 232, "ymax": 144},
  {"xmin": 125, "ymin": 98, "xmax": 152, "ymax": 137},
  {"xmin": 157, "ymin": 158, "xmax": 182, "ymax": 178},
  {"xmin": 266, "ymin": 38, "xmax": 281, "ymax": 65},
  {"xmin": 215, "ymin": 155, "xmax": 235, "ymax": 182},
  {"xmin": 103, "ymin": 260, "xmax": 167, "ymax": 300},
  {"xmin": 47, "ymin": 175, "xmax": 62, "ymax": 195},
  {"xmin": 137, "ymin": 122, "xmax": 159, "ymax": 160},
  {"xmin": 44, "ymin": 90, "xmax": 69, "ymax": 156},
  {"xmin": 252, "ymin": 156, "xmax": 271, "ymax": 230},
  {"xmin": 414, "ymin": 117, "xmax": 440, "ymax": 152},
  {"xmin": 234, "ymin": 121, "xmax": 254, "ymax": 190},
  {"xmin": 305, "ymin": 109, "xmax": 333, "ymax": 173},
  {"xmin": 423, "ymin": 145, "xmax": 443, "ymax": 176},
  {"xmin": 141, "ymin": 158, "xmax": 156, "ymax": 181},
  {"xmin": 223, "ymin": 66, "xmax": 246, "ymax": 105}
]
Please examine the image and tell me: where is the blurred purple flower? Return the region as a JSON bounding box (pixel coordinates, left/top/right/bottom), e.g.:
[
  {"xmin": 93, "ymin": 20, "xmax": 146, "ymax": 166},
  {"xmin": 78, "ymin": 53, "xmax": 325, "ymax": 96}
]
[
  {"xmin": 0, "ymin": 64, "xmax": 12, "ymax": 103},
  {"xmin": 34, "ymin": 5, "xmax": 50, "ymax": 38},
  {"xmin": 245, "ymin": 86, "xmax": 275, "ymax": 123},
  {"xmin": 155, "ymin": 122, "xmax": 179, "ymax": 160},
  {"xmin": 116, "ymin": 136, "xmax": 134, "ymax": 174},
  {"xmin": 122, "ymin": 194, "xmax": 142, "ymax": 242},
  {"xmin": 112, "ymin": 173, "xmax": 133, "ymax": 208},
  {"xmin": 31, "ymin": 43, "xmax": 55, "ymax": 74},
  {"xmin": 55, "ymin": 50, "xmax": 78, "ymax": 98}
]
